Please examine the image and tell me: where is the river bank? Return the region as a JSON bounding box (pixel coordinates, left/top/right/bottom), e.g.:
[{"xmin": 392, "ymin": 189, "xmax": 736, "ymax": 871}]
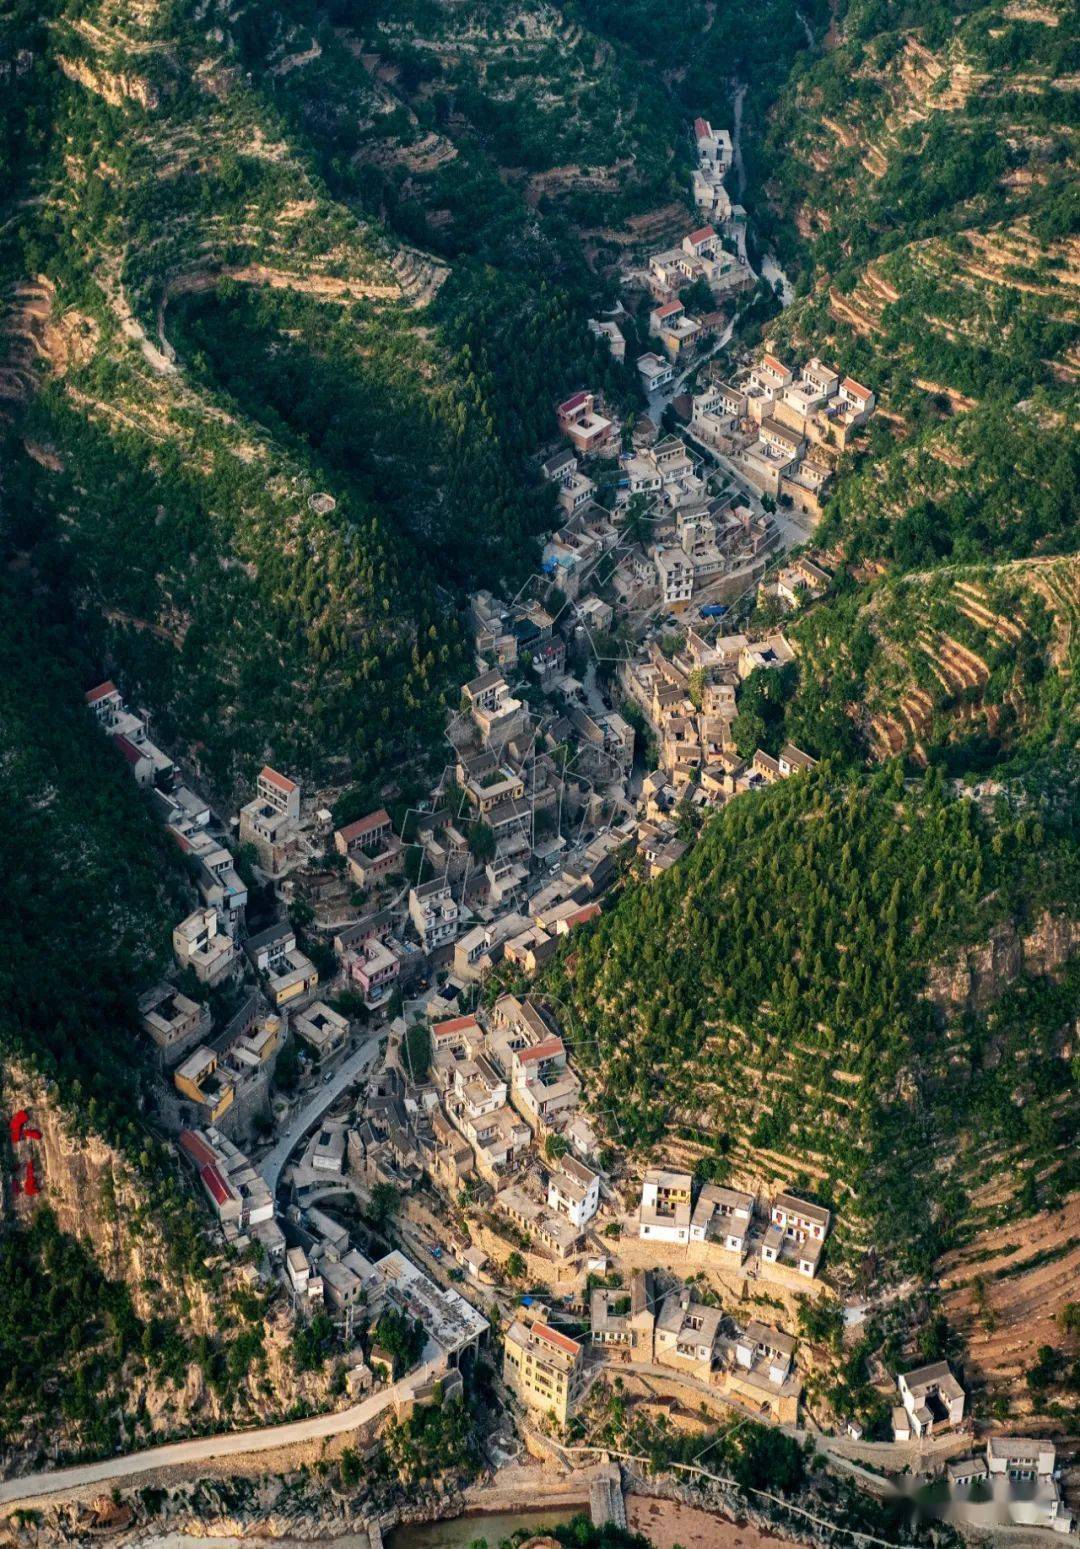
[{"xmin": 628, "ymin": 1496, "xmax": 802, "ymax": 1549}]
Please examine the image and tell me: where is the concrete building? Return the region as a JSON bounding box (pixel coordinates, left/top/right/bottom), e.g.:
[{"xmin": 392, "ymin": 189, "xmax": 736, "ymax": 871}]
[
  {"xmin": 504, "ymin": 1316, "xmax": 586, "ymax": 1426},
  {"xmin": 348, "ymin": 934, "xmax": 400, "ymax": 1010},
  {"xmin": 409, "ymin": 878, "xmax": 460, "ymax": 954},
  {"xmin": 239, "ymin": 766, "xmax": 301, "ymax": 877},
  {"xmin": 138, "ymin": 982, "xmax": 211, "ymax": 1065},
  {"xmin": 556, "ymin": 391, "xmax": 618, "ymax": 459},
  {"xmin": 639, "ymin": 1167, "xmax": 692, "ymax": 1244},
  {"xmin": 172, "ymin": 908, "xmax": 236, "ymax": 987},
  {"xmin": 334, "ymin": 808, "xmax": 404, "ymax": 887},
  {"xmin": 690, "ymin": 1183, "xmax": 754, "ymax": 1255},
  {"xmin": 269, "ymin": 949, "xmax": 319, "ymax": 1011},
  {"xmin": 636, "ymin": 352, "xmax": 674, "ymax": 392},
  {"xmin": 255, "ymin": 765, "xmax": 300, "ymax": 820},
  {"xmin": 654, "ymin": 1288, "xmax": 723, "ymax": 1376},
  {"xmin": 770, "ymin": 1190, "xmax": 830, "ymax": 1278},
  {"xmin": 588, "ymin": 318, "xmax": 626, "ymax": 363},
  {"xmin": 986, "ymin": 1437, "xmax": 1056, "ymax": 1480},
  {"xmin": 896, "ymin": 1361, "xmax": 966, "ymax": 1438},
  {"xmin": 547, "ymin": 1155, "xmax": 600, "ymax": 1229},
  {"xmin": 590, "ymin": 1270, "xmax": 655, "ymax": 1360},
  {"xmin": 293, "ymin": 1000, "xmax": 350, "ymax": 1062},
  {"xmin": 374, "ymin": 1250, "xmax": 488, "ymax": 1366},
  {"xmin": 175, "ymin": 1045, "xmax": 235, "ymax": 1124}
]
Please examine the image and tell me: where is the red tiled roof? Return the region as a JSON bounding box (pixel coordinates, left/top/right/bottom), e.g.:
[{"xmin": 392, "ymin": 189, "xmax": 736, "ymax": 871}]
[
  {"xmin": 688, "ymin": 225, "xmax": 716, "ymax": 244},
  {"xmin": 337, "ymin": 808, "xmax": 391, "ymax": 843},
  {"xmin": 532, "ymin": 1321, "xmax": 581, "ymax": 1357},
  {"xmin": 656, "ymin": 301, "xmax": 683, "ymax": 319},
  {"xmin": 432, "ymin": 1014, "xmax": 482, "ymax": 1041},
  {"xmin": 180, "ymin": 1130, "xmax": 218, "ymax": 1168},
  {"xmin": 842, "ymin": 376, "xmax": 872, "ymax": 400},
  {"xmin": 259, "ymin": 765, "xmax": 297, "ymax": 793},
  {"xmin": 112, "ymin": 733, "xmax": 146, "ymax": 768},
  {"xmin": 85, "ymin": 680, "xmax": 118, "ymax": 704},
  {"xmin": 693, "ymin": 117, "xmax": 712, "ymax": 139},
  {"xmin": 517, "ymin": 1036, "xmax": 565, "ymax": 1064},
  {"xmin": 557, "ymin": 391, "xmax": 589, "ymax": 416},
  {"xmin": 761, "ymin": 353, "xmax": 788, "ymax": 376},
  {"xmin": 562, "ymin": 903, "xmax": 601, "ymax": 929},
  {"xmin": 200, "ymin": 1163, "xmax": 232, "ymax": 1208}
]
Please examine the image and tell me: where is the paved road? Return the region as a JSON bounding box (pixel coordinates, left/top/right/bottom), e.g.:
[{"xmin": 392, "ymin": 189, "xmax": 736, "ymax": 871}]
[
  {"xmin": 258, "ymin": 1033, "xmax": 381, "ymax": 1192},
  {"xmin": 0, "ymin": 1359, "xmax": 443, "ymax": 1509},
  {"xmin": 644, "ymin": 315, "xmax": 737, "ymax": 421}
]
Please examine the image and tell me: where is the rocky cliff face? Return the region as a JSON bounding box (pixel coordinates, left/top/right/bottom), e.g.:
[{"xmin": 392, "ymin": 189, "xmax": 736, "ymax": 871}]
[
  {"xmin": 924, "ymin": 910, "xmax": 1080, "ymax": 1013},
  {"xmin": 1, "ymin": 1061, "xmax": 337, "ymax": 1472},
  {"xmin": 2, "ymin": 1062, "xmax": 203, "ymax": 1322}
]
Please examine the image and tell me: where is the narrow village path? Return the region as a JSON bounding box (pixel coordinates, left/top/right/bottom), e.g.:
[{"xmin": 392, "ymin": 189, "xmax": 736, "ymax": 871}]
[
  {"xmin": 258, "ymin": 1031, "xmax": 381, "ymax": 1192},
  {"xmin": 731, "ymin": 84, "xmax": 747, "ymax": 202},
  {"xmin": 0, "ymin": 1361, "xmax": 443, "ymax": 1509}
]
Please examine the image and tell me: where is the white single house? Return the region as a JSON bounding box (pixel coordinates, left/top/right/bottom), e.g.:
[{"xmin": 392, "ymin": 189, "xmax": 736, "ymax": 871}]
[
  {"xmin": 547, "ymin": 1155, "xmax": 600, "ymax": 1229},
  {"xmin": 639, "ymin": 1167, "xmax": 692, "ymax": 1244},
  {"xmin": 896, "ymin": 1360, "xmax": 966, "ymax": 1438}
]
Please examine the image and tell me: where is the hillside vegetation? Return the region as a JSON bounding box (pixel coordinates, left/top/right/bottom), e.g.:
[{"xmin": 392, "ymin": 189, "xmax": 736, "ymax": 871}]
[
  {"xmin": 2, "ymin": 0, "xmax": 1079, "ymax": 1454},
  {"xmin": 735, "ymin": 0, "xmax": 1080, "ymax": 771},
  {"xmin": 0, "ymin": 0, "xmax": 656, "ymax": 801},
  {"xmin": 546, "ymin": 764, "xmax": 1079, "ymax": 1302}
]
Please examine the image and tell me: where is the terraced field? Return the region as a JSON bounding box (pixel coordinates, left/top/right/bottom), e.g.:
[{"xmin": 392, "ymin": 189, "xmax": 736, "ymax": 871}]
[{"xmin": 857, "ymin": 559, "xmax": 1079, "ymax": 764}]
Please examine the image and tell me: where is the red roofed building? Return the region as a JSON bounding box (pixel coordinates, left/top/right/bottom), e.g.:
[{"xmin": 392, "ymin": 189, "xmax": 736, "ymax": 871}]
[
  {"xmin": 556, "ymin": 390, "xmax": 617, "ymax": 458},
  {"xmin": 256, "ymin": 765, "xmax": 300, "ymax": 820},
  {"xmin": 515, "ymin": 1036, "xmax": 565, "ymax": 1066},
  {"xmin": 85, "ymin": 680, "xmax": 124, "ymax": 727},
  {"xmin": 649, "ymin": 296, "xmax": 702, "ymax": 361},
  {"xmin": 747, "ymin": 353, "xmax": 794, "ymax": 401},
  {"xmin": 432, "ymin": 1013, "xmax": 483, "ymax": 1046},
  {"xmin": 554, "ymin": 903, "xmax": 601, "ymax": 935},
  {"xmin": 694, "ymin": 117, "xmax": 712, "ymax": 141},
  {"xmin": 510, "ymin": 1035, "xmax": 568, "ymax": 1095},
  {"xmin": 112, "ymin": 733, "xmax": 155, "ymax": 787},
  {"xmin": 504, "ymin": 1315, "xmax": 586, "ymax": 1423},
  {"xmin": 199, "ymin": 1162, "xmax": 234, "ymax": 1211},
  {"xmin": 333, "ymin": 807, "xmax": 403, "ymax": 886},
  {"xmin": 532, "ymin": 1320, "xmax": 582, "ymax": 1357},
  {"xmin": 334, "ymin": 808, "xmax": 392, "ymax": 856},
  {"xmin": 179, "ymin": 1129, "xmax": 218, "ymax": 1168},
  {"xmin": 839, "ymin": 376, "xmax": 876, "ymax": 417},
  {"xmin": 685, "ymin": 225, "xmax": 717, "ymax": 250},
  {"xmin": 557, "ymin": 391, "xmax": 590, "ymax": 419}
]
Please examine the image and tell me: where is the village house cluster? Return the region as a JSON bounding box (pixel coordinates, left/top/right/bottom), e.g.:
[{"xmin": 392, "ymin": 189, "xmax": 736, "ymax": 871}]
[
  {"xmin": 690, "ymin": 348, "xmax": 876, "ymax": 520},
  {"xmin": 503, "ymin": 1269, "xmax": 803, "ymax": 1429},
  {"xmin": 618, "ymin": 625, "xmax": 817, "ymax": 864},
  {"xmin": 631, "ymin": 117, "xmax": 752, "ymax": 389},
  {"xmin": 68, "ymin": 103, "xmax": 986, "ymax": 1498},
  {"xmin": 637, "ymin": 1168, "xmax": 831, "ymax": 1281}
]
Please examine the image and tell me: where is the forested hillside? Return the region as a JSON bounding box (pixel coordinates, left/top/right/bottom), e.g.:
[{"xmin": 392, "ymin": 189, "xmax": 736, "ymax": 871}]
[
  {"xmin": 549, "ymin": 765, "xmax": 1079, "ymax": 1270},
  {"xmin": 2, "ymin": 0, "xmax": 1078, "ymax": 1456},
  {"xmin": 0, "ymin": 0, "xmax": 657, "ymax": 801},
  {"xmin": 545, "ymin": 763, "xmax": 1080, "ymax": 1410},
  {"xmin": 737, "ymin": 0, "xmax": 1080, "ymax": 771}
]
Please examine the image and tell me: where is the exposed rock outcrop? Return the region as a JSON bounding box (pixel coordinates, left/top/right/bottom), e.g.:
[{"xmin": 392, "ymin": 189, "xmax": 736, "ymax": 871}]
[{"xmin": 925, "ymin": 910, "xmax": 1080, "ymax": 1012}]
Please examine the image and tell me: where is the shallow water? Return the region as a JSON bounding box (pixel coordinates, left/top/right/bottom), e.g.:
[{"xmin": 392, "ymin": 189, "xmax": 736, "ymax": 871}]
[{"xmin": 386, "ymin": 1505, "xmax": 578, "ymax": 1549}]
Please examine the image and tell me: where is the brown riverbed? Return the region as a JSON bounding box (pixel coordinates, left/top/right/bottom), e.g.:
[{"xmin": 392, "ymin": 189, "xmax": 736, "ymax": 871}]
[{"xmin": 627, "ymin": 1496, "xmax": 804, "ymax": 1549}]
